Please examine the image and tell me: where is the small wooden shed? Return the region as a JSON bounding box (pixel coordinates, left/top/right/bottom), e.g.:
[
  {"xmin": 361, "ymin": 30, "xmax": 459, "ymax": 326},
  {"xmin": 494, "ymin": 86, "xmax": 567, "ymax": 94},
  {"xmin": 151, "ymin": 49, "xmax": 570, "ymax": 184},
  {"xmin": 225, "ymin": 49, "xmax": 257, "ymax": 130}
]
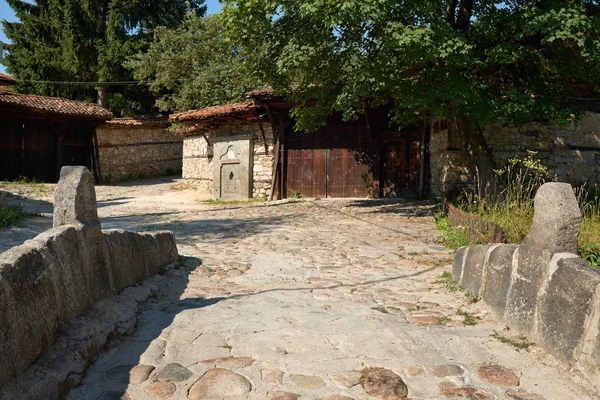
[{"xmin": 0, "ymin": 88, "xmax": 112, "ymax": 182}]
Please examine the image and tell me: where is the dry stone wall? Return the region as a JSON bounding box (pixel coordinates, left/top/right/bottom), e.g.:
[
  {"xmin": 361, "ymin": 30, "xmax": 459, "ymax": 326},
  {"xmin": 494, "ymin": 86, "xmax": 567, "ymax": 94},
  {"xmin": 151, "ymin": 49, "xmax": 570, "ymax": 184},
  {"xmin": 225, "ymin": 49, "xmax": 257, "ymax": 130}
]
[
  {"xmin": 0, "ymin": 167, "xmax": 178, "ymax": 392},
  {"xmin": 452, "ymin": 183, "xmax": 600, "ymax": 389},
  {"xmin": 430, "ymin": 113, "xmax": 600, "ymax": 195},
  {"xmin": 97, "ymin": 119, "xmax": 183, "ymax": 182},
  {"xmin": 182, "ymin": 120, "xmax": 275, "ymax": 198}
]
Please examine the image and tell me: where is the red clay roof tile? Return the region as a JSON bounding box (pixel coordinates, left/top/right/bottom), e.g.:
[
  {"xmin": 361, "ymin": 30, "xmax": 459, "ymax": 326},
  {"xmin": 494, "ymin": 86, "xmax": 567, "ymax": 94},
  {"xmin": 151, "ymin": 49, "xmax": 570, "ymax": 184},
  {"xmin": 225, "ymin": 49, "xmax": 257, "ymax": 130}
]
[
  {"xmin": 0, "ymin": 73, "xmax": 16, "ymax": 85},
  {"xmin": 0, "ymin": 89, "xmax": 112, "ymax": 119},
  {"xmin": 170, "ymin": 102, "xmax": 257, "ymax": 123}
]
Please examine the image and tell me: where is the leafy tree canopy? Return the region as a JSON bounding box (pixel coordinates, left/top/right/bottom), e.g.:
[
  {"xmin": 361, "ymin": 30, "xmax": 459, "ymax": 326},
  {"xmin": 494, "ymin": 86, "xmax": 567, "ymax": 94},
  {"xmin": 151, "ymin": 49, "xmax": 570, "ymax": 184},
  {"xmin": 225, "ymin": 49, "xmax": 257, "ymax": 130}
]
[
  {"xmin": 128, "ymin": 13, "xmax": 262, "ymax": 113},
  {"xmin": 2, "ymin": 0, "xmax": 206, "ymax": 115},
  {"xmin": 222, "ymin": 0, "xmax": 600, "ymax": 131}
]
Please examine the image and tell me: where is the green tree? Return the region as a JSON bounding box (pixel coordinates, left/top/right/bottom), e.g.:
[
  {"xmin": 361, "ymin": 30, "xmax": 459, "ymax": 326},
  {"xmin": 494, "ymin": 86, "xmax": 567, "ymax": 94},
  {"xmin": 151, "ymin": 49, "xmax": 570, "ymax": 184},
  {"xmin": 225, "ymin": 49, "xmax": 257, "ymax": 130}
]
[
  {"xmin": 222, "ymin": 0, "xmax": 600, "ymax": 194},
  {"xmin": 128, "ymin": 13, "xmax": 261, "ymax": 113},
  {"xmin": 2, "ymin": 0, "xmax": 206, "ymax": 114}
]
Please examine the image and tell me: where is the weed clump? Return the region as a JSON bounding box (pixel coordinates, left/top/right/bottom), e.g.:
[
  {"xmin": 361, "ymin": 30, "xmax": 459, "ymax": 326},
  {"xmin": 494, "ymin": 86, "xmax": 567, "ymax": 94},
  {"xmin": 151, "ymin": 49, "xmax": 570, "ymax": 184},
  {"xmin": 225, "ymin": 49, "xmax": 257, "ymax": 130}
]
[{"xmin": 0, "ymin": 204, "xmax": 37, "ymax": 229}]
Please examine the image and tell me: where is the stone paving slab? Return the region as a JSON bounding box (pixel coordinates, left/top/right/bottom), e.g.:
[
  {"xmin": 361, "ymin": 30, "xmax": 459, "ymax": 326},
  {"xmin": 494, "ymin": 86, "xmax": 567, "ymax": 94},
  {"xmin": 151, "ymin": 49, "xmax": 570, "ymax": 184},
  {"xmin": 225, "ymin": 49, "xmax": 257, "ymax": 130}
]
[{"xmin": 1, "ymin": 180, "xmax": 598, "ymax": 399}]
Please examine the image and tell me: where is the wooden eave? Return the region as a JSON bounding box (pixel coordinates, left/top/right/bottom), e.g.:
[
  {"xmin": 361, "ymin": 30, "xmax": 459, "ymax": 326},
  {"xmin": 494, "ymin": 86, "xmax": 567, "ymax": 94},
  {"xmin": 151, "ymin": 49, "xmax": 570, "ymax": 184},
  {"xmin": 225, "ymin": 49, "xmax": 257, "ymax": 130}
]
[{"xmin": 0, "ymin": 104, "xmax": 107, "ymax": 126}]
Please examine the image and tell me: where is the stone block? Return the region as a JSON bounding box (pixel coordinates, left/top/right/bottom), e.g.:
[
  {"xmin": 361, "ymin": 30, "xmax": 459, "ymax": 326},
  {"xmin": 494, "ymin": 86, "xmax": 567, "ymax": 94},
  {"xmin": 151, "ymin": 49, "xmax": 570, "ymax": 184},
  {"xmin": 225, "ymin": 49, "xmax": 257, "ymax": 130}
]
[
  {"xmin": 30, "ymin": 226, "xmax": 93, "ymax": 324},
  {"xmin": 103, "ymin": 230, "xmax": 177, "ymax": 292},
  {"xmin": 576, "ymin": 284, "xmax": 600, "ymax": 385},
  {"xmin": 506, "ymin": 183, "xmax": 581, "ymax": 333},
  {"xmin": 481, "ymin": 244, "xmax": 518, "ymax": 314},
  {"xmin": 53, "ymin": 166, "xmax": 100, "ymax": 232},
  {"xmin": 460, "ymin": 245, "xmax": 494, "ymax": 296},
  {"xmin": 538, "ymin": 255, "xmax": 600, "ymax": 362},
  {"xmin": 452, "ymin": 246, "xmax": 468, "ymax": 282}
]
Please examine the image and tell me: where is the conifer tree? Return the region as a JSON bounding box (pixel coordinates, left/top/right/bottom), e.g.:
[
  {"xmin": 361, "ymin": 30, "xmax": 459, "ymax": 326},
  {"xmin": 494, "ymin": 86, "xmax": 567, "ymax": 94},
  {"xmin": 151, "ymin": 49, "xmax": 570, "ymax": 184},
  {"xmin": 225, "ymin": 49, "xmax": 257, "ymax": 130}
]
[{"xmin": 2, "ymin": 0, "xmax": 206, "ymax": 115}]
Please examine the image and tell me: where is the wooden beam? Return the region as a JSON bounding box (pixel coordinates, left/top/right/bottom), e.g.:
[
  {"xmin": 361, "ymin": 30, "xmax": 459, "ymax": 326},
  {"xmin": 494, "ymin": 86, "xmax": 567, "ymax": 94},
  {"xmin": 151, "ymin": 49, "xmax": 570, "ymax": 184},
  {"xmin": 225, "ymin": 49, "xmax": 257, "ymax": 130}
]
[
  {"xmin": 418, "ymin": 117, "xmax": 428, "ymax": 200},
  {"xmin": 93, "ymin": 129, "xmax": 103, "ymax": 184},
  {"xmin": 256, "ymin": 114, "xmax": 269, "ymax": 155},
  {"xmin": 268, "ymin": 138, "xmax": 280, "ymax": 201}
]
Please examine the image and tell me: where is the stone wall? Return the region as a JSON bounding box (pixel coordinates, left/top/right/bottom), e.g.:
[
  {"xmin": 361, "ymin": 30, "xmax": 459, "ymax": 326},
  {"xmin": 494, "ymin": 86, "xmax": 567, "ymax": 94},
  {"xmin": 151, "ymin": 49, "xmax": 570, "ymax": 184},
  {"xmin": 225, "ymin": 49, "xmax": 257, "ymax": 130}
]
[
  {"xmin": 452, "ymin": 183, "xmax": 600, "ymax": 389},
  {"xmin": 430, "ymin": 113, "xmax": 600, "ymax": 195},
  {"xmin": 97, "ymin": 118, "xmax": 183, "ymax": 182},
  {"xmin": 0, "ymin": 167, "xmax": 178, "ymax": 391},
  {"xmin": 182, "ymin": 119, "xmax": 275, "ymax": 198}
]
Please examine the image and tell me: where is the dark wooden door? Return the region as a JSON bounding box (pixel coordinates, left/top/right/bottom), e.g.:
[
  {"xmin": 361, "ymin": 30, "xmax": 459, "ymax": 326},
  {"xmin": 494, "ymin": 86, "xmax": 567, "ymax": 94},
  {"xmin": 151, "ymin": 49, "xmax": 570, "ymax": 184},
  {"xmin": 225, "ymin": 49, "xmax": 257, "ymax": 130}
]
[
  {"xmin": 286, "ymin": 129, "xmax": 327, "ymax": 198},
  {"xmin": 381, "ymin": 133, "xmax": 421, "ymax": 198},
  {"xmin": 326, "ymin": 121, "xmax": 376, "ymax": 198},
  {"xmin": 285, "ymin": 117, "xmax": 377, "ymax": 198},
  {"xmin": 21, "ymin": 121, "xmax": 57, "ymax": 182},
  {"xmin": 0, "ymin": 119, "xmax": 24, "ymax": 181}
]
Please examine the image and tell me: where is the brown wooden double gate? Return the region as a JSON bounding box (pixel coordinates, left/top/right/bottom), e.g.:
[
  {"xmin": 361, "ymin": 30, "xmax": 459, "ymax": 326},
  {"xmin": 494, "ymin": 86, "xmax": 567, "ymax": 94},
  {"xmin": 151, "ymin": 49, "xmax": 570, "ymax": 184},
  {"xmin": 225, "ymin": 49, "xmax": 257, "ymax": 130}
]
[{"xmin": 285, "ymin": 119, "xmax": 421, "ymax": 198}]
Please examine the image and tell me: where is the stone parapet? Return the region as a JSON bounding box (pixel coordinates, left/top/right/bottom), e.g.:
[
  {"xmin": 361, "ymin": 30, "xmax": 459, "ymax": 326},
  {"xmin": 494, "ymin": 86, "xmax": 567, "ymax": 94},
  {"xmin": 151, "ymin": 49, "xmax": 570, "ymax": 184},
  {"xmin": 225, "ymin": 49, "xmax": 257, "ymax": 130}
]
[
  {"xmin": 452, "ymin": 183, "xmax": 600, "ymax": 390},
  {"xmin": 0, "ymin": 167, "xmax": 178, "ymax": 392}
]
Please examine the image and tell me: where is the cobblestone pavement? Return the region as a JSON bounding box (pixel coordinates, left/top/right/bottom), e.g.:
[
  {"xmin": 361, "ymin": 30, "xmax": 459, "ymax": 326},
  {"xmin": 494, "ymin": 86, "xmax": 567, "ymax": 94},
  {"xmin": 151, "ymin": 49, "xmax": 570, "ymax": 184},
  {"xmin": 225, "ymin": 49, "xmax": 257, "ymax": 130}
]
[{"xmin": 1, "ymin": 178, "xmax": 597, "ymax": 399}]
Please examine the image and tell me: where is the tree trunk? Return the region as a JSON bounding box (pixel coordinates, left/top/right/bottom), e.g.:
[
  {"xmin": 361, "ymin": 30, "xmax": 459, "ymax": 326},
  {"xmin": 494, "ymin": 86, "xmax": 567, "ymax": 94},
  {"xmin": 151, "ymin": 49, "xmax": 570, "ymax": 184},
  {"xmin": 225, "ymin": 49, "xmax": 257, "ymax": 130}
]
[
  {"xmin": 97, "ymin": 86, "xmax": 108, "ymax": 108},
  {"xmin": 456, "ymin": 116, "xmax": 502, "ymax": 200}
]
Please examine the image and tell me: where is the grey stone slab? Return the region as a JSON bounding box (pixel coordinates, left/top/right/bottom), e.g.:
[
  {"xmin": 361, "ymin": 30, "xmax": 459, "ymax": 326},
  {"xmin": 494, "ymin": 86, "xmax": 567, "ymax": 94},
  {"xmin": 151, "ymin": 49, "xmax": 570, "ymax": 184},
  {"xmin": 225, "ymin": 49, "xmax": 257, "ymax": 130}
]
[
  {"xmin": 53, "ymin": 166, "xmax": 101, "ymax": 231},
  {"xmin": 452, "ymin": 246, "xmax": 468, "ymax": 282},
  {"xmin": 482, "ymin": 244, "xmax": 518, "ymax": 314},
  {"xmin": 538, "ymin": 255, "xmax": 600, "ymax": 362},
  {"xmin": 460, "ymin": 245, "xmax": 494, "ymax": 296},
  {"xmin": 506, "ymin": 183, "xmax": 582, "ymax": 334}
]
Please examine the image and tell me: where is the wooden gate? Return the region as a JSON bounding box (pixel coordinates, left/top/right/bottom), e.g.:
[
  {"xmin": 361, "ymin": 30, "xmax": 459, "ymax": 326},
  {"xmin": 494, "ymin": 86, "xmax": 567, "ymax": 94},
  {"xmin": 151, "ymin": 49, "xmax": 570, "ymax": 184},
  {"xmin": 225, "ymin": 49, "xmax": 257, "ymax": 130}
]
[
  {"xmin": 380, "ymin": 133, "xmax": 421, "ymax": 198},
  {"xmin": 0, "ymin": 119, "xmax": 24, "ymax": 181},
  {"xmin": 285, "ymin": 118, "xmax": 378, "ymax": 198},
  {"xmin": 0, "ymin": 118, "xmax": 93, "ymax": 182}
]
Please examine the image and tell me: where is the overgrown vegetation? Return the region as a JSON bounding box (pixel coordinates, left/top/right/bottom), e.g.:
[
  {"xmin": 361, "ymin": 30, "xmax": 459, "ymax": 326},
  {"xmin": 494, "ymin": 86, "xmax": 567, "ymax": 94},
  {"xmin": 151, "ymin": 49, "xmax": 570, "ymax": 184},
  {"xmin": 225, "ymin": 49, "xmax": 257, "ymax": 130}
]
[{"xmin": 437, "ymin": 152, "xmax": 600, "ymax": 269}]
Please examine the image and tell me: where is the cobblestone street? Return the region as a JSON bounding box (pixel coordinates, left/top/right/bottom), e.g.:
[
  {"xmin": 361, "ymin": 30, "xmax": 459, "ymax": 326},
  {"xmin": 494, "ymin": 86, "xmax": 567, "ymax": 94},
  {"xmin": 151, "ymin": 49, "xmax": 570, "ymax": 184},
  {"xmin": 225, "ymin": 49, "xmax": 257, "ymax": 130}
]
[{"xmin": 1, "ymin": 178, "xmax": 597, "ymax": 399}]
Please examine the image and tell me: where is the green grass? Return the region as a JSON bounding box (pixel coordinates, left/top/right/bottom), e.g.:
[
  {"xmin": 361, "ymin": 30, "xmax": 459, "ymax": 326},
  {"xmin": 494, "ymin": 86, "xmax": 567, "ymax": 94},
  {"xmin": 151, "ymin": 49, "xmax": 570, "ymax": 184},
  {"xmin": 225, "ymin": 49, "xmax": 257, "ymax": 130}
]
[
  {"xmin": 435, "ymin": 216, "xmax": 473, "ymax": 251},
  {"xmin": 0, "ymin": 204, "xmax": 37, "ymax": 229},
  {"xmin": 0, "ymin": 178, "xmax": 49, "ymax": 194},
  {"xmin": 457, "ymin": 310, "xmax": 481, "ymax": 326},
  {"xmin": 434, "ymin": 271, "xmax": 462, "ymax": 292},
  {"xmin": 491, "ymin": 330, "xmax": 534, "ymax": 352},
  {"xmin": 434, "ymin": 272, "xmax": 481, "ymax": 302}
]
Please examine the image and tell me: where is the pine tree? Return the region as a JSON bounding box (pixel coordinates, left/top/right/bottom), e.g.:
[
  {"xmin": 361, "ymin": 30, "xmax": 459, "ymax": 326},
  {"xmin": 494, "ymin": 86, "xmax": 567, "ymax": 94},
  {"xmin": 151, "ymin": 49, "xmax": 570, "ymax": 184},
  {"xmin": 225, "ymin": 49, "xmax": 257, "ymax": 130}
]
[{"xmin": 2, "ymin": 0, "xmax": 206, "ymax": 115}]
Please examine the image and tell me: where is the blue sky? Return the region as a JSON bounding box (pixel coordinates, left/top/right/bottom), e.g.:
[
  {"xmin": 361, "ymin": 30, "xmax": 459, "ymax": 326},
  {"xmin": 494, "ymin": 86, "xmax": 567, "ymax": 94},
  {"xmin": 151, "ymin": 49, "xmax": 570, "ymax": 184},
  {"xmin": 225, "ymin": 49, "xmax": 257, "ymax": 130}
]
[{"xmin": 0, "ymin": 0, "xmax": 223, "ymax": 74}]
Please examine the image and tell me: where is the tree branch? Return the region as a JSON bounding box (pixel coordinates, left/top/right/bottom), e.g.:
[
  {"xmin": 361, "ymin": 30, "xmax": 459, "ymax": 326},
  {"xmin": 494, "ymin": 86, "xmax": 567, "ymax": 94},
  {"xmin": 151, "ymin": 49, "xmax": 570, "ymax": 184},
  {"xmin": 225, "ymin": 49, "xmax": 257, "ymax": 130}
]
[
  {"xmin": 445, "ymin": 0, "xmax": 459, "ymax": 27},
  {"xmin": 585, "ymin": 4, "xmax": 600, "ymax": 15},
  {"xmin": 457, "ymin": 0, "xmax": 475, "ymax": 32}
]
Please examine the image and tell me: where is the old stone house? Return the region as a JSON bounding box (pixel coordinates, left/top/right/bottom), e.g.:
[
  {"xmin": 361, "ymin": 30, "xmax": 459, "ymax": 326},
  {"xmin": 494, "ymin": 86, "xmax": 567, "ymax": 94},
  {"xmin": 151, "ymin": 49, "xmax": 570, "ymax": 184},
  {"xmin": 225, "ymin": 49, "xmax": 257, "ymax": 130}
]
[
  {"xmin": 96, "ymin": 117, "xmax": 183, "ymax": 182},
  {"xmin": 171, "ymin": 102, "xmax": 276, "ymax": 199},
  {"xmin": 172, "ymin": 89, "xmax": 600, "ymax": 200}
]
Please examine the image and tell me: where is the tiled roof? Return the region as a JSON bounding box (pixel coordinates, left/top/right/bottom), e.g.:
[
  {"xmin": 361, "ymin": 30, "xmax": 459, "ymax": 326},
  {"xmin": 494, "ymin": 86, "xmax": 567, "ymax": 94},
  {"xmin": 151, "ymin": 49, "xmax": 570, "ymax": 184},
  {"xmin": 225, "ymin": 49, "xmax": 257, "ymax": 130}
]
[
  {"xmin": 0, "ymin": 73, "xmax": 16, "ymax": 85},
  {"xmin": 103, "ymin": 117, "xmax": 170, "ymax": 127},
  {"xmin": 0, "ymin": 89, "xmax": 112, "ymax": 119},
  {"xmin": 170, "ymin": 102, "xmax": 258, "ymax": 123},
  {"xmin": 246, "ymin": 87, "xmax": 274, "ymax": 98},
  {"xmin": 172, "ymin": 126, "xmax": 201, "ymax": 136}
]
